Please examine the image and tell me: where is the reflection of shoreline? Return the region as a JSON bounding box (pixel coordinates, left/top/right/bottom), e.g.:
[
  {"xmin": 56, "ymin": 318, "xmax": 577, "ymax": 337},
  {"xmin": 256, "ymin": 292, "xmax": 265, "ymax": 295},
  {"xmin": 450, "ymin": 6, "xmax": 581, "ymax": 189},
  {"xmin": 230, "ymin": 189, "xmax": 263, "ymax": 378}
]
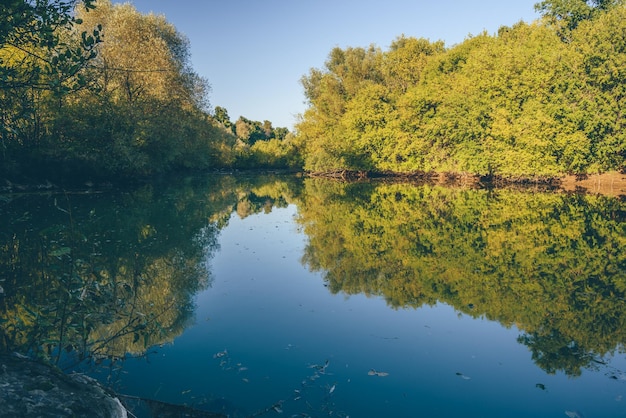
[
  {"xmin": 308, "ymin": 171, "xmax": 626, "ymax": 197},
  {"xmin": 558, "ymin": 172, "xmax": 626, "ymax": 196}
]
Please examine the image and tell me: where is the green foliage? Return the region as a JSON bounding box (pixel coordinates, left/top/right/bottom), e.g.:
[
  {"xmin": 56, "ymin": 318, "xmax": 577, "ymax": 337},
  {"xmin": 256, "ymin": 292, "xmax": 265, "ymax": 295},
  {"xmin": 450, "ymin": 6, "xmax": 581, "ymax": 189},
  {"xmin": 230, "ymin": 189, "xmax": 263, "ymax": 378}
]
[
  {"xmin": 0, "ymin": 0, "xmax": 100, "ymax": 91},
  {"xmin": 0, "ymin": 1, "xmax": 243, "ymax": 181},
  {"xmin": 0, "ymin": 0, "xmax": 102, "ymax": 171},
  {"xmin": 235, "ymin": 116, "xmax": 267, "ymax": 145},
  {"xmin": 297, "ymin": 4, "xmax": 626, "ymax": 176},
  {"xmin": 298, "ymin": 45, "xmax": 385, "ymax": 172},
  {"xmin": 534, "ymin": 0, "xmax": 623, "ymax": 40},
  {"xmin": 236, "ymin": 137, "xmax": 303, "ymax": 170},
  {"xmin": 213, "ymin": 105, "xmax": 234, "ymax": 132},
  {"xmin": 224, "ymin": 111, "xmax": 296, "ymax": 168}
]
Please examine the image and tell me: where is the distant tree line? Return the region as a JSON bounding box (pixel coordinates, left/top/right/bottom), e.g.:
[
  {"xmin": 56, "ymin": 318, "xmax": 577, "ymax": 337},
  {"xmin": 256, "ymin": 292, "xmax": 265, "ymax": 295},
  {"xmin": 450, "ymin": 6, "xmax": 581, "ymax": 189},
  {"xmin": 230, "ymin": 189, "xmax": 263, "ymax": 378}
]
[
  {"xmin": 212, "ymin": 105, "xmax": 301, "ymax": 170},
  {"xmin": 297, "ymin": 0, "xmax": 626, "ymax": 178}
]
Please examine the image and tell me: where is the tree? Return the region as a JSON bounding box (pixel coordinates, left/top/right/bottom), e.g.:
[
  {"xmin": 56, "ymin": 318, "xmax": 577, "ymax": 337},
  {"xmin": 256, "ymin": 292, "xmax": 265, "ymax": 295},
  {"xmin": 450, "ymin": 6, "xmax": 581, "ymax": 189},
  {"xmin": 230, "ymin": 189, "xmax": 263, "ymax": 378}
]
[
  {"xmin": 213, "ymin": 105, "xmax": 233, "ymax": 131},
  {"xmin": 48, "ymin": 0, "xmax": 228, "ymax": 175},
  {"xmin": 274, "ymin": 126, "xmax": 289, "ymax": 141},
  {"xmin": 0, "ymin": 0, "xmax": 101, "ymax": 91},
  {"xmin": 296, "ymin": 3, "xmax": 626, "ymax": 177},
  {"xmin": 234, "ymin": 116, "xmax": 266, "ymax": 145},
  {"xmin": 0, "ymin": 0, "xmax": 102, "ymax": 171},
  {"xmin": 297, "ymin": 45, "xmax": 384, "ymax": 172},
  {"xmin": 262, "ymin": 120, "xmax": 273, "ymax": 139},
  {"xmin": 383, "ymin": 35, "xmax": 445, "ymax": 93},
  {"xmin": 534, "ymin": 0, "xmax": 622, "ymax": 40}
]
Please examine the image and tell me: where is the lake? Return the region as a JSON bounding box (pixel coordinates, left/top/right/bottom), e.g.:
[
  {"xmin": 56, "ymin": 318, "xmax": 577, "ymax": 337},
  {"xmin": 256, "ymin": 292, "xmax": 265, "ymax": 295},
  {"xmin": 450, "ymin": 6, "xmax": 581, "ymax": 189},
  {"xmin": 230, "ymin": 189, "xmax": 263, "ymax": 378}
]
[{"xmin": 1, "ymin": 174, "xmax": 625, "ymax": 417}]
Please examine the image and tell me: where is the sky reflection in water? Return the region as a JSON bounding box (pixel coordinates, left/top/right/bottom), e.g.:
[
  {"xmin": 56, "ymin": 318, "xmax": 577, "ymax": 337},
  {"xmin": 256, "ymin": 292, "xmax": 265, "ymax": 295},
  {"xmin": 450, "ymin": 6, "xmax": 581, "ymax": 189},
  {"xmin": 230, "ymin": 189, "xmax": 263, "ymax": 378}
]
[{"xmin": 114, "ymin": 204, "xmax": 626, "ymax": 418}]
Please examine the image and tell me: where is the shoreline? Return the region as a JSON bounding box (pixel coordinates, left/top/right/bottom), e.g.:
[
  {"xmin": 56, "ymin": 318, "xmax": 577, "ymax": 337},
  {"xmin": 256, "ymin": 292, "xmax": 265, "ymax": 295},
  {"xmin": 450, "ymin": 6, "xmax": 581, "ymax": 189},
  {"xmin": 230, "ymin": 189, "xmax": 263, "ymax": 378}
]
[
  {"xmin": 307, "ymin": 170, "xmax": 626, "ymax": 197},
  {"xmin": 557, "ymin": 172, "xmax": 626, "ymax": 196},
  {"xmin": 1, "ymin": 170, "xmax": 625, "ymax": 197}
]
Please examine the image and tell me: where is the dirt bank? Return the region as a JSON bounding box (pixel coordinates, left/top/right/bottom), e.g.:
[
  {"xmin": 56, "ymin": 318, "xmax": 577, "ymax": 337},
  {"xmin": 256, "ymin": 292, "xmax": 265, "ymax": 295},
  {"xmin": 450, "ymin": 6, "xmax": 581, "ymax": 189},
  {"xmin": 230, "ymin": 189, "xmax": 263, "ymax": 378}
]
[{"xmin": 558, "ymin": 172, "xmax": 626, "ymax": 196}]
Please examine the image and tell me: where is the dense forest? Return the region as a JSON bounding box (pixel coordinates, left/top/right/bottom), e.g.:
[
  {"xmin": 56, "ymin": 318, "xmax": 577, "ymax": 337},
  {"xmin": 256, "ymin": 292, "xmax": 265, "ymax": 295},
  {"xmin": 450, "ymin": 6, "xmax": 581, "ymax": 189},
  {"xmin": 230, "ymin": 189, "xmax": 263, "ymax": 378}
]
[
  {"xmin": 297, "ymin": 0, "xmax": 626, "ymax": 177},
  {"xmin": 1, "ymin": 0, "xmax": 625, "ymax": 182},
  {"xmin": 0, "ymin": 0, "xmax": 297, "ymax": 184}
]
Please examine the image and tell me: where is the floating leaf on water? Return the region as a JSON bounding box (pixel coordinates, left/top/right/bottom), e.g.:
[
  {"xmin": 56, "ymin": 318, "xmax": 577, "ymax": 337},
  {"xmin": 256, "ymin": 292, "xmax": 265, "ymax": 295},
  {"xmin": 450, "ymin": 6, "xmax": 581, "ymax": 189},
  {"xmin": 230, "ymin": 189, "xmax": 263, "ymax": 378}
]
[
  {"xmin": 271, "ymin": 402, "xmax": 283, "ymax": 414},
  {"xmin": 564, "ymin": 411, "xmax": 584, "ymax": 418},
  {"xmin": 329, "ymin": 384, "xmax": 336, "ymax": 394},
  {"xmin": 213, "ymin": 349, "xmax": 228, "ymax": 359},
  {"xmin": 309, "ymin": 359, "xmax": 330, "ymax": 373},
  {"xmin": 238, "ymin": 367, "xmax": 248, "ymax": 372},
  {"xmin": 536, "ymin": 383, "xmax": 546, "ymax": 391},
  {"xmin": 242, "ymin": 378, "xmax": 249, "ymax": 383},
  {"xmin": 368, "ymin": 369, "xmax": 389, "ymax": 377},
  {"xmin": 455, "ymin": 372, "xmax": 471, "ymax": 380}
]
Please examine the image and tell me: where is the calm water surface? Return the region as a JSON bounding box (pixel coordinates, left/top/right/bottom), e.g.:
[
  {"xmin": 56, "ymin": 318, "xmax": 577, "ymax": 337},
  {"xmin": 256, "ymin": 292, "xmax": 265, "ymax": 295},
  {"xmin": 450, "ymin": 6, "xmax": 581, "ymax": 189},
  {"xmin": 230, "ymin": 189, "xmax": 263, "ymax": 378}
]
[{"xmin": 1, "ymin": 174, "xmax": 625, "ymax": 417}]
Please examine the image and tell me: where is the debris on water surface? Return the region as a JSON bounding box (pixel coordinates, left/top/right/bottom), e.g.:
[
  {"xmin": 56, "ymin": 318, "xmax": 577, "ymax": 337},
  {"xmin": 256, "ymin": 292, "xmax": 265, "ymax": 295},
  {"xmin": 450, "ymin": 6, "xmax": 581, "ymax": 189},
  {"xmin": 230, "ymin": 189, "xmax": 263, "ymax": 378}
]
[
  {"xmin": 309, "ymin": 359, "xmax": 330, "ymax": 374},
  {"xmin": 368, "ymin": 369, "xmax": 389, "ymax": 377},
  {"xmin": 535, "ymin": 383, "xmax": 546, "ymax": 390},
  {"xmin": 271, "ymin": 401, "xmax": 283, "ymax": 414},
  {"xmin": 329, "ymin": 384, "xmax": 336, "ymax": 394},
  {"xmin": 564, "ymin": 411, "xmax": 584, "ymax": 418},
  {"xmin": 455, "ymin": 372, "xmax": 471, "ymax": 380},
  {"xmin": 213, "ymin": 349, "xmax": 228, "ymax": 359}
]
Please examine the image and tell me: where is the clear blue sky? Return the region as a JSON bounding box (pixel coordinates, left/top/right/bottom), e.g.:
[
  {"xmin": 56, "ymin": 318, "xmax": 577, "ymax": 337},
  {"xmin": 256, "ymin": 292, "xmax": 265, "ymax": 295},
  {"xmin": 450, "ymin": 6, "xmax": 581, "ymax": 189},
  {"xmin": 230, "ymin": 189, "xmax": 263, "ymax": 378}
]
[{"xmin": 113, "ymin": 1, "xmax": 541, "ymax": 129}]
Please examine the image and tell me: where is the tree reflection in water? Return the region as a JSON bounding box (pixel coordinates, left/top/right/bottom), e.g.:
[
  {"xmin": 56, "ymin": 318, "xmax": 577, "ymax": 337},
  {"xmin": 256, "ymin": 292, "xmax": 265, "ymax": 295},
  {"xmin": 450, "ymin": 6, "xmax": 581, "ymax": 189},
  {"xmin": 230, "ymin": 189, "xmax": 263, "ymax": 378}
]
[
  {"xmin": 1, "ymin": 174, "xmax": 625, "ymax": 381},
  {"xmin": 297, "ymin": 178, "xmax": 626, "ymax": 376},
  {"xmin": 0, "ymin": 174, "xmax": 301, "ymax": 370}
]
